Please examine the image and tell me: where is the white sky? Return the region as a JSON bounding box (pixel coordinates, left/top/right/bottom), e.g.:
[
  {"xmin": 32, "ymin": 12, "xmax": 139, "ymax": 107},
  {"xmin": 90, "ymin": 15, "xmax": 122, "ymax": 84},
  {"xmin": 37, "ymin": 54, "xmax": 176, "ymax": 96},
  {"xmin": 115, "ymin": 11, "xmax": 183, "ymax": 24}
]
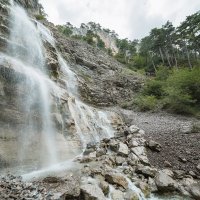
[{"xmin": 39, "ymin": 0, "xmax": 200, "ymax": 39}]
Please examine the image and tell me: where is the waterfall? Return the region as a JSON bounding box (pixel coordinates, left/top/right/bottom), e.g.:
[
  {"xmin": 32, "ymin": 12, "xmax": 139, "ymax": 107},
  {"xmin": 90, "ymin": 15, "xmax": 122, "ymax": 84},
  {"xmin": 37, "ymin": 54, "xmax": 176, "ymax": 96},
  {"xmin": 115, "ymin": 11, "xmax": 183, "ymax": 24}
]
[
  {"xmin": 0, "ymin": 1, "xmax": 116, "ymax": 175},
  {"xmin": 58, "ymin": 55, "xmax": 114, "ymax": 149},
  {"xmin": 0, "ymin": 2, "xmax": 58, "ymax": 173}
]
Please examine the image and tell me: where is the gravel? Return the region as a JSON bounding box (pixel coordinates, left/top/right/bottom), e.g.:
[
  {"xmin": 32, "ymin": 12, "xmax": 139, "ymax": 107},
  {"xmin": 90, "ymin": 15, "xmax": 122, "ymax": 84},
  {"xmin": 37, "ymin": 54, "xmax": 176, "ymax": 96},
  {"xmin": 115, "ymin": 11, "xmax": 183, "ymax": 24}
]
[{"xmin": 121, "ymin": 110, "xmax": 200, "ymax": 175}]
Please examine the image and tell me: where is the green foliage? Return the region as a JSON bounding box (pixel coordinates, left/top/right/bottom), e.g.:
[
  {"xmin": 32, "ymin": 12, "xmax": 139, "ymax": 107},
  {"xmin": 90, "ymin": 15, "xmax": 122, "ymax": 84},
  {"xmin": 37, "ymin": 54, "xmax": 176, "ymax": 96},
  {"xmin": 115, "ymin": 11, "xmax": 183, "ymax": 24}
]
[
  {"xmin": 143, "ymin": 79, "xmax": 165, "ymax": 99},
  {"xmin": 57, "ymin": 25, "xmax": 73, "ymax": 37},
  {"xmin": 115, "ymin": 53, "xmax": 126, "ymax": 64},
  {"xmin": 35, "ymin": 14, "xmax": 46, "ymax": 20},
  {"xmin": 163, "ymin": 86, "xmax": 195, "ymax": 114},
  {"xmin": 155, "ymin": 66, "xmax": 171, "ymax": 80},
  {"xmin": 136, "ymin": 67, "xmax": 200, "ymax": 115},
  {"xmin": 97, "ymin": 38, "xmax": 105, "ymax": 49},
  {"xmin": 134, "ymin": 95, "xmax": 159, "ymax": 111}
]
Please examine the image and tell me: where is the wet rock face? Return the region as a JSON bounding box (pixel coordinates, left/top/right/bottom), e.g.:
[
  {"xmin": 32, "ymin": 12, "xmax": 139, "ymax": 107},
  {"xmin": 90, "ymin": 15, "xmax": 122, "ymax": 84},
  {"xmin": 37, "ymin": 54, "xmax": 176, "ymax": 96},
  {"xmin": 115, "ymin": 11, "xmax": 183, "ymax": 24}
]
[
  {"xmin": 45, "ymin": 21, "xmax": 144, "ymax": 107},
  {"xmin": 14, "ymin": 0, "xmax": 42, "ymax": 15},
  {"xmin": 80, "ymin": 183, "xmax": 106, "ymax": 200},
  {"xmin": 155, "ymin": 171, "xmax": 177, "ymax": 192},
  {"xmin": 105, "ymin": 173, "xmax": 128, "ymax": 189}
]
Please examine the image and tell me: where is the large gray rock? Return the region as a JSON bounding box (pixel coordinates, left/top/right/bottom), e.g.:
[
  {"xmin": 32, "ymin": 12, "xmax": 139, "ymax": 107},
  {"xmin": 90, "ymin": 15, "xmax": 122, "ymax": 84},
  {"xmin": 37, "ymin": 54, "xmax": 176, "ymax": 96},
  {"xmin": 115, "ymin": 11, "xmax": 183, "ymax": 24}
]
[
  {"xmin": 138, "ymin": 182, "xmax": 151, "ymax": 198},
  {"xmin": 145, "ymin": 140, "xmax": 162, "ymax": 152},
  {"xmin": 155, "ymin": 171, "xmax": 177, "ymax": 192},
  {"xmin": 131, "ymin": 146, "xmax": 149, "ymax": 165},
  {"xmin": 127, "ymin": 153, "xmax": 139, "ymax": 166},
  {"xmin": 99, "ymin": 180, "xmax": 109, "ymax": 196},
  {"xmin": 118, "ymin": 142, "xmax": 129, "ymax": 156},
  {"xmin": 105, "ymin": 173, "xmax": 128, "ymax": 189},
  {"xmin": 124, "ymin": 190, "xmax": 139, "ymax": 200},
  {"xmin": 81, "ymin": 183, "xmax": 105, "ymax": 200},
  {"xmin": 189, "ymin": 183, "xmax": 200, "ymax": 200},
  {"xmin": 115, "ymin": 156, "xmax": 126, "ymax": 165},
  {"xmin": 129, "ymin": 125, "xmax": 140, "ymax": 134},
  {"xmin": 197, "ymin": 164, "xmax": 200, "ymax": 172},
  {"xmin": 136, "ymin": 165, "xmax": 157, "ymax": 178},
  {"xmin": 111, "ymin": 189, "xmax": 124, "ymax": 200}
]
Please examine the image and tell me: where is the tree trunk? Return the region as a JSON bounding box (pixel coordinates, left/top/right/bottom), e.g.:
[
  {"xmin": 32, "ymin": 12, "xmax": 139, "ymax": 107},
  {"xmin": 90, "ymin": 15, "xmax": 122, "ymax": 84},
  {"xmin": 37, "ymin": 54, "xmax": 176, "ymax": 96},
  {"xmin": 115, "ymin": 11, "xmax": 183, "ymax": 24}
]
[
  {"xmin": 185, "ymin": 43, "xmax": 192, "ymax": 69},
  {"xmin": 159, "ymin": 47, "xmax": 165, "ymax": 64},
  {"xmin": 165, "ymin": 49, "xmax": 172, "ymax": 68},
  {"xmin": 149, "ymin": 51, "xmax": 157, "ymax": 72}
]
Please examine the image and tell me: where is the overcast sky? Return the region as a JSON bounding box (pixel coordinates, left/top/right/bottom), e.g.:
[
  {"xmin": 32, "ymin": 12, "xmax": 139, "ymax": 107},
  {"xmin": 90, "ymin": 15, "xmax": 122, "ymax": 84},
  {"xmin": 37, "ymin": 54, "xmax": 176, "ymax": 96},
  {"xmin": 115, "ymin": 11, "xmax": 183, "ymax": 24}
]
[{"xmin": 39, "ymin": 0, "xmax": 200, "ymax": 39}]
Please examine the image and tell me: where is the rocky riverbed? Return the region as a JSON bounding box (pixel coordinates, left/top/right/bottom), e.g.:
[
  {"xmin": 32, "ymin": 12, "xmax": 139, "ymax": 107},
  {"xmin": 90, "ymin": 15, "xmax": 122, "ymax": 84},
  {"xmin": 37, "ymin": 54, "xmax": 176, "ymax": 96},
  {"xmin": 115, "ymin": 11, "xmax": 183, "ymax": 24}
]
[
  {"xmin": 1, "ymin": 124, "xmax": 199, "ymax": 200},
  {"xmin": 121, "ymin": 110, "xmax": 200, "ymax": 176}
]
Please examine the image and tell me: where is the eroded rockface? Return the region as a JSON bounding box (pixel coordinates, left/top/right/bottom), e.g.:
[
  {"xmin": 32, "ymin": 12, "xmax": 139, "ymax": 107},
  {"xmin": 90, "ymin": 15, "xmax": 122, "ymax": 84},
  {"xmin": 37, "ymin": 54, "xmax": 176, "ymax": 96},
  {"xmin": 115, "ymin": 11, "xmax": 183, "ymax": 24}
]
[
  {"xmin": 44, "ymin": 21, "xmax": 144, "ymax": 107},
  {"xmin": 0, "ymin": 0, "xmax": 129, "ymax": 170}
]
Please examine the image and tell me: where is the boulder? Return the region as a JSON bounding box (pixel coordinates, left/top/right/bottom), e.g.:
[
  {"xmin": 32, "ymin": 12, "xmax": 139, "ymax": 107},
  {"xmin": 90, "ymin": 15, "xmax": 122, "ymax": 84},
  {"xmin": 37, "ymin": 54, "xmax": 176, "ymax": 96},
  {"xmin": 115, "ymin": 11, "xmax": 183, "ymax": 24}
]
[
  {"xmin": 146, "ymin": 140, "xmax": 162, "ymax": 152},
  {"xmin": 128, "ymin": 138, "xmax": 146, "ymax": 148},
  {"xmin": 136, "ymin": 165, "xmax": 157, "ymax": 178},
  {"xmin": 84, "ymin": 142, "xmax": 97, "ymax": 155},
  {"xmin": 129, "ymin": 125, "xmax": 140, "ymax": 134},
  {"xmin": 164, "ymin": 161, "xmax": 172, "ymax": 168},
  {"xmin": 189, "ymin": 183, "xmax": 200, "ymax": 200},
  {"xmin": 148, "ymin": 177, "xmax": 158, "ymax": 192},
  {"xmin": 173, "ymin": 170, "xmax": 185, "ymax": 179},
  {"xmin": 115, "ymin": 156, "xmax": 126, "ymax": 166},
  {"xmin": 42, "ymin": 175, "xmax": 81, "ymax": 199},
  {"xmin": 118, "ymin": 142, "xmax": 129, "ymax": 156},
  {"xmin": 127, "ymin": 153, "xmax": 139, "ymax": 166},
  {"xmin": 155, "ymin": 171, "xmax": 177, "ymax": 192},
  {"xmin": 99, "ymin": 180, "xmax": 109, "ymax": 196},
  {"xmin": 124, "ymin": 190, "xmax": 139, "ymax": 200},
  {"xmin": 96, "ymin": 148, "xmax": 107, "ymax": 157},
  {"xmin": 109, "ymin": 140, "xmax": 119, "ymax": 152},
  {"xmin": 105, "ymin": 173, "xmax": 128, "ymax": 189},
  {"xmin": 131, "ymin": 147, "xmax": 145, "ymax": 156},
  {"xmin": 139, "ymin": 182, "xmax": 151, "ymax": 198},
  {"xmin": 161, "ymin": 169, "xmax": 174, "ymax": 177},
  {"xmin": 131, "ymin": 147, "xmax": 149, "ymax": 165},
  {"xmin": 80, "ymin": 183, "xmax": 105, "ymax": 200},
  {"xmin": 111, "ymin": 189, "xmax": 124, "ymax": 200},
  {"xmin": 197, "ymin": 164, "xmax": 200, "ymax": 172}
]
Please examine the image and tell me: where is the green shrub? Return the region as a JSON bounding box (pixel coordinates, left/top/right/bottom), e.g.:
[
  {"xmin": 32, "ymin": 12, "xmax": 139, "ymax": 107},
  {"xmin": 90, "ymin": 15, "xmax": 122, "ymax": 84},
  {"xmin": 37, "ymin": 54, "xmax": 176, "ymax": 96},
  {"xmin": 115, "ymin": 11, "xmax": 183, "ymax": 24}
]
[
  {"xmin": 163, "ymin": 87, "xmax": 196, "ymax": 114},
  {"xmin": 135, "ymin": 67, "xmax": 200, "ymax": 115},
  {"xmin": 134, "ymin": 95, "xmax": 159, "ymax": 111},
  {"xmin": 35, "ymin": 14, "xmax": 46, "ymax": 20},
  {"xmin": 155, "ymin": 66, "xmax": 171, "ymax": 80},
  {"xmin": 143, "ymin": 79, "xmax": 165, "ymax": 99}
]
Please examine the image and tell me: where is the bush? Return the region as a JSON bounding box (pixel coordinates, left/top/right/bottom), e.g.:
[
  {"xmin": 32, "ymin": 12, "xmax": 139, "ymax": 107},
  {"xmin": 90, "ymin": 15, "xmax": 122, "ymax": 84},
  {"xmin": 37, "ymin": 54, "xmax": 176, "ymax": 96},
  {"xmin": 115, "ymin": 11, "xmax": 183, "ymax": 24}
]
[
  {"xmin": 134, "ymin": 95, "xmax": 159, "ymax": 111},
  {"xmin": 163, "ymin": 87, "xmax": 196, "ymax": 114},
  {"xmin": 155, "ymin": 66, "xmax": 171, "ymax": 80},
  {"xmin": 143, "ymin": 79, "xmax": 165, "ymax": 99},
  {"xmin": 35, "ymin": 14, "xmax": 46, "ymax": 20},
  {"xmin": 135, "ymin": 67, "xmax": 200, "ymax": 116}
]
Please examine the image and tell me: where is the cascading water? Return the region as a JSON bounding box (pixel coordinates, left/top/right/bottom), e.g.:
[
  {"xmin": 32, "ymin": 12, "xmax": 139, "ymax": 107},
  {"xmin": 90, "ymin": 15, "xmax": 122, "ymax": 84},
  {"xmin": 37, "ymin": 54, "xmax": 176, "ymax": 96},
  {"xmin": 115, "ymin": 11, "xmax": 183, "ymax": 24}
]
[
  {"xmin": 0, "ymin": 2, "xmax": 59, "ymax": 173},
  {"xmin": 58, "ymin": 55, "xmax": 114, "ymax": 149},
  {"xmin": 0, "ymin": 1, "xmax": 116, "ymax": 175}
]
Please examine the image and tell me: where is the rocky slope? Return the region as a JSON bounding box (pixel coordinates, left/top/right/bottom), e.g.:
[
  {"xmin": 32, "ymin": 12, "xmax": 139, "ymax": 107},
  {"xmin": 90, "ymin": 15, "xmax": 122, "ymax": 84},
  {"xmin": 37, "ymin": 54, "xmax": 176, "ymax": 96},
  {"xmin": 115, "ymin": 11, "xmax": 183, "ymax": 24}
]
[{"xmin": 44, "ymin": 21, "xmax": 144, "ymax": 107}]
